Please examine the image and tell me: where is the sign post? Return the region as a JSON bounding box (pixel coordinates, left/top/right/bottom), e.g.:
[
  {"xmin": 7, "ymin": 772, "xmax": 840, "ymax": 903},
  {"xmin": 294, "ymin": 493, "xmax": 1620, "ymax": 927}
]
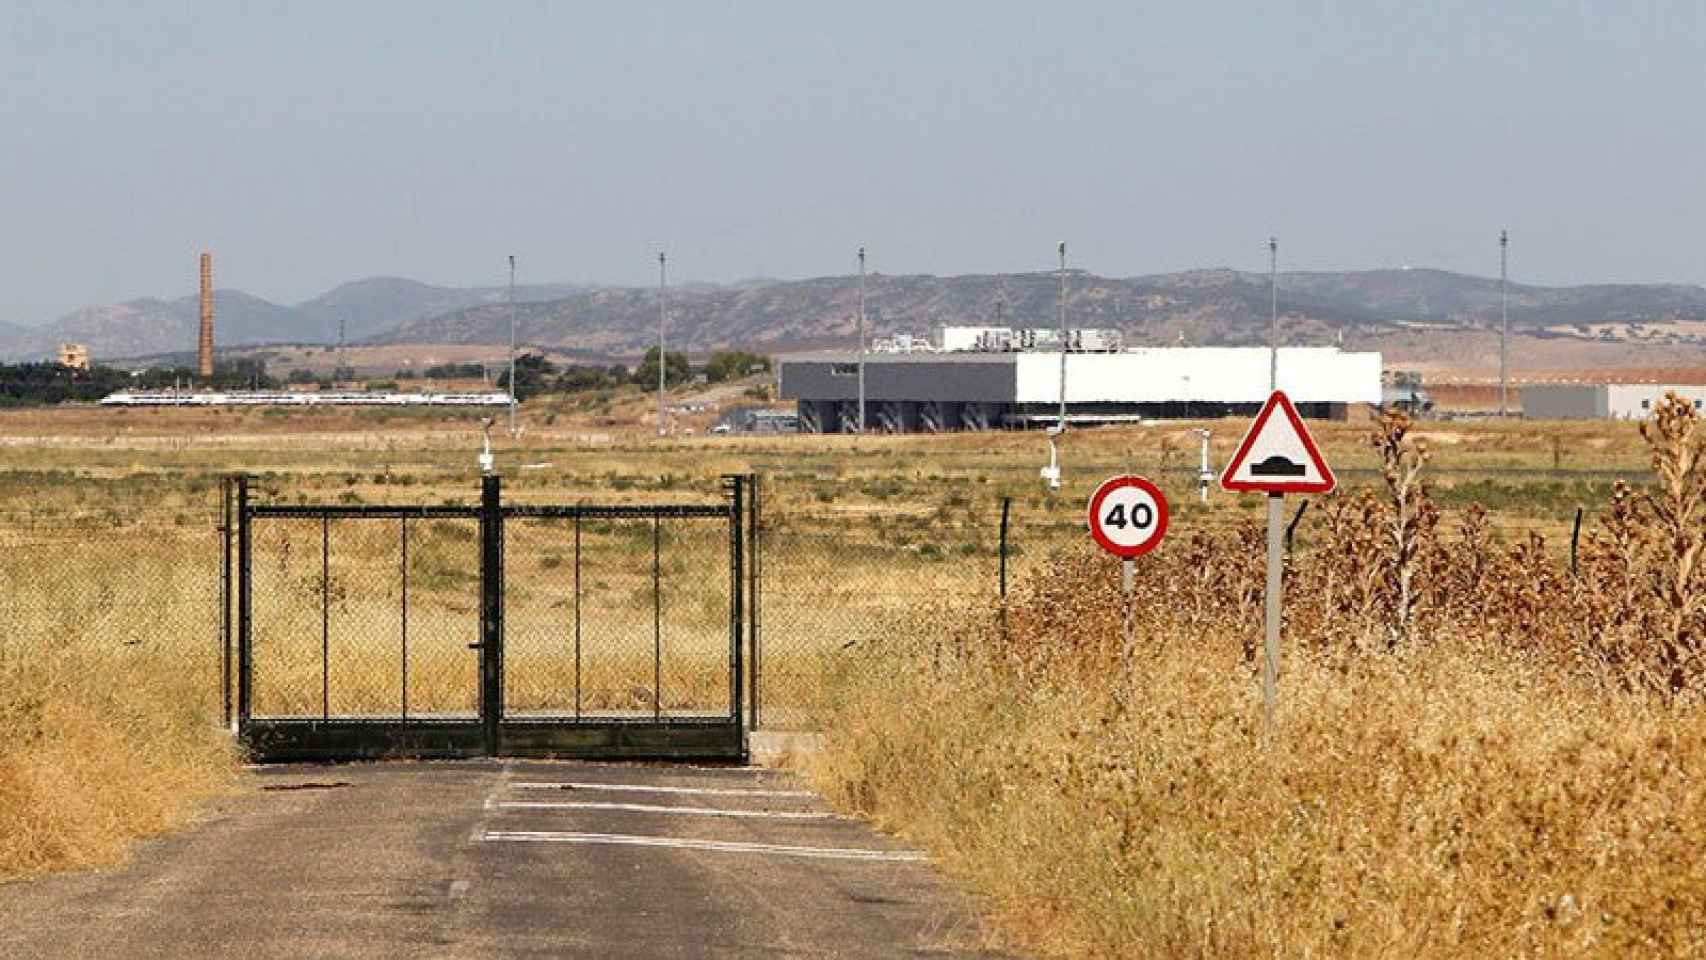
[
  {"xmin": 1219, "ymin": 391, "xmax": 1335, "ymax": 722},
  {"xmin": 1087, "ymin": 475, "xmax": 1169, "ymax": 676}
]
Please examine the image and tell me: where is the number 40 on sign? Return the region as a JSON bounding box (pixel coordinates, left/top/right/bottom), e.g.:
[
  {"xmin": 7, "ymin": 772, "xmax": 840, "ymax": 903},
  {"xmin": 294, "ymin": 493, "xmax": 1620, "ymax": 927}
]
[
  {"xmin": 1088, "ymin": 475, "xmax": 1169, "ymax": 559},
  {"xmin": 1087, "ymin": 475, "xmax": 1169, "ymax": 675}
]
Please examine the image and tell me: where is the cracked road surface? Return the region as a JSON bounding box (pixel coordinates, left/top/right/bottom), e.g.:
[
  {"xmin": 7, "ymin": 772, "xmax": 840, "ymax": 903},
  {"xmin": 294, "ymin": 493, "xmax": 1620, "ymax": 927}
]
[{"xmin": 0, "ymin": 760, "xmax": 1007, "ymax": 959}]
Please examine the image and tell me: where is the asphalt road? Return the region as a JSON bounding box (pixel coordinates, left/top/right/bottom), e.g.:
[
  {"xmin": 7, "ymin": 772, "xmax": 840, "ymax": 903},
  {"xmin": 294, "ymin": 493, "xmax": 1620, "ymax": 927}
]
[{"xmin": 0, "ymin": 760, "xmax": 1006, "ymax": 959}]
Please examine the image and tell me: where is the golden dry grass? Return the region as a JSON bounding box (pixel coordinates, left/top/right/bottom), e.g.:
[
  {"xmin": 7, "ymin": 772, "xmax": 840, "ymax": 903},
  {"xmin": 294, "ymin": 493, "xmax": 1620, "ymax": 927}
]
[
  {"xmin": 0, "ymin": 395, "xmax": 1683, "ymax": 893},
  {"xmin": 0, "ymin": 644, "xmax": 239, "ymax": 879},
  {"xmin": 810, "ymin": 399, "xmax": 1706, "ymax": 958},
  {"xmin": 813, "ymin": 632, "xmax": 1706, "ymax": 957}
]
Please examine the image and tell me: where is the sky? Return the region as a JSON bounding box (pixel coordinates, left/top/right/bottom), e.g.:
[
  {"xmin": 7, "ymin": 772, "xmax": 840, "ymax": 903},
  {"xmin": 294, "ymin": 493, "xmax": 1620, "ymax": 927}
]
[{"xmin": 2, "ymin": 1, "xmax": 1703, "ymax": 325}]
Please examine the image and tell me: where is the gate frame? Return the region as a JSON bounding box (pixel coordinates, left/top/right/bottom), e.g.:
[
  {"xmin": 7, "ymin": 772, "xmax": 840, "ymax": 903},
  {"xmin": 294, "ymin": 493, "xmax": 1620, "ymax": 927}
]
[{"xmin": 234, "ymin": 474, "xmax": 754, "ymax": 763}]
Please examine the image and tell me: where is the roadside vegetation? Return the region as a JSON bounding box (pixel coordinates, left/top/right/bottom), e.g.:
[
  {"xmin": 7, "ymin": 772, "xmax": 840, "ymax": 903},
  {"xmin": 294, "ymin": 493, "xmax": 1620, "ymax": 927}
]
[
  {"xmin": 812, "ymin": 396, "xmax": 1706, "ymax": 957},
  {"xmin": 0, "ymin": 382, "xmax": 1691, "ymax": 943},
  {"xmin": 0, "ymin": 527, "xmax": 238, "ymax": 878}
]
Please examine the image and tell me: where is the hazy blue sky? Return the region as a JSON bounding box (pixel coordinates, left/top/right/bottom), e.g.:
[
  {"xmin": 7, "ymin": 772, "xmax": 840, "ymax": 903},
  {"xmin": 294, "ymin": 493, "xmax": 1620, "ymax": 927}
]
[{"xmin": 3, "ymin": 1, "xmax": 1703, "ymax": 324}]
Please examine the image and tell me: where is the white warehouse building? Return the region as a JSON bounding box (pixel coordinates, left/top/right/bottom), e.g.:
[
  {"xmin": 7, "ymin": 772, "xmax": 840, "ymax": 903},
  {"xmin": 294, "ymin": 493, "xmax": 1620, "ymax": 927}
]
[
  {"xmin": 1523, "ymin": 383, "xmax": 1706, "ymax": 420},
  {"xmin": 778, "ymin": 341, "xmax": 1382, "ymax": 433}
]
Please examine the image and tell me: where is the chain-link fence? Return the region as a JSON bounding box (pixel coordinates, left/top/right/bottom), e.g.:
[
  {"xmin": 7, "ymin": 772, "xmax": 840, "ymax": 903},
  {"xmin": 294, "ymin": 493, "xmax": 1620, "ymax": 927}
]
[
  {"xmin": 1, "ymin": 470, "xmax": 1619, "ymax": 736},
  {"xmin": 750, "ymin": 482, "xmax": 1089, "ymax": 727},
  {"xmin": 0, "ymin": 492, "xmax": 228, "ymax": 725}
]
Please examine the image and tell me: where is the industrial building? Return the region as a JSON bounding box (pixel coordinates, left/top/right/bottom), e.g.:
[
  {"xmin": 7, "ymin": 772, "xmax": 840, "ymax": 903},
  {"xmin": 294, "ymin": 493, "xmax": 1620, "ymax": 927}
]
[
  {"xmin": 778, "ymin": 329, "xmax": 1382, "ymax": 432},
  {"xmin": 1522, "ymin": 383, "xmax": 1706, "ymax": 419}
]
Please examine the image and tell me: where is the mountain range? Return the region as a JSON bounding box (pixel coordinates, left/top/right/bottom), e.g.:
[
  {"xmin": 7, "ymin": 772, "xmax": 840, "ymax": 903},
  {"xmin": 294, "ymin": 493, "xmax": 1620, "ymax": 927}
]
[
  {"xmin": 0, "ymin": 278, "xmax": 584, "ymax": 363},
  {"xmin": 7, "ymin": 269, "xmax": 1706, "ymax": 364}
]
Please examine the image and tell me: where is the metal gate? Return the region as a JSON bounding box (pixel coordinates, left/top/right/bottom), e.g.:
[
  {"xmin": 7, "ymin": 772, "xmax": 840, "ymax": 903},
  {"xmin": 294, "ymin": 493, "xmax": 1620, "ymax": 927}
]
[{"xmin": 233, "ymin": 475, "xmax": 751, "ymax": 762}]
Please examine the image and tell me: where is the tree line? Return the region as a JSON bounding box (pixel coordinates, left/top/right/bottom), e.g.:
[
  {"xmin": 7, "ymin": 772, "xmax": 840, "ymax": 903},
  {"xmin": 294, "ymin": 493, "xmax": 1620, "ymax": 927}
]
[
  {"xmin": 0, "ymin": 358, "xmax": 277, "ymax": 406},
  {"xmin": 0, "ymin": 349, "xmax": 771, "ymax": 405},
  {"xmin": 496, "ymin": 349, "xmax": 770, "ymax": 400}
]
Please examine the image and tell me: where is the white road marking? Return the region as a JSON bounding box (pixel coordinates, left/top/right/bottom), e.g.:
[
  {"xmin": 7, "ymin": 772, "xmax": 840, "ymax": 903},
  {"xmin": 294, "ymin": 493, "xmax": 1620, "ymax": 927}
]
[
  {"xmin": 495, "ymin": 799, "xmax": 839, "ymax": 820},
  {"xmin": 480, "ymin": 830, "xmax": 924, "ymax": 862},
  {"xmin": 468, "ymin": 761, "xmax": 517, "ymax": 843},
  {"xmin": 510, "ymin": 781, "xmax": 815, "ymax": 799}
]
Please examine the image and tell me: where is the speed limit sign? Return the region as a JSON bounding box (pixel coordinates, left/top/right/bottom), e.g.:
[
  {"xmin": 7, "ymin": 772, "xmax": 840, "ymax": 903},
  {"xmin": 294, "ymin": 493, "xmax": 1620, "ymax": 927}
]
[{"xmin": 1087, "ymin": 475, "xmax": 1169, "ymax": 558}]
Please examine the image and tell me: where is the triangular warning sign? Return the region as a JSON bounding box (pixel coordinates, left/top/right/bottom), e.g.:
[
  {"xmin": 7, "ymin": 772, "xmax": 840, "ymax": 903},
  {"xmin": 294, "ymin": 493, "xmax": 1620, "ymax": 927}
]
[{"xmin": 1220, "ymin": 391, "xmax": 1336, "ymax": 494}]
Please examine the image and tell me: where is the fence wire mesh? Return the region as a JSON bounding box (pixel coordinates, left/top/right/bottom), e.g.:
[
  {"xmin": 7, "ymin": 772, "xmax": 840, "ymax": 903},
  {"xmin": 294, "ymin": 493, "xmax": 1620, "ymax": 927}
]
[
  {"xmin": 0, "ymin": 472, "xmax": 1614, "ymax": 734},
  {"xmin": 248, "ymin": 514, "xmax": 481, "ymax": 720},
  {"xmin": 0, "ymin": 499, "xmax": 227, "ymax": 727},
  {"xmin": 503, "ymin": 515, "xmax": 734, "ymax": 720}
]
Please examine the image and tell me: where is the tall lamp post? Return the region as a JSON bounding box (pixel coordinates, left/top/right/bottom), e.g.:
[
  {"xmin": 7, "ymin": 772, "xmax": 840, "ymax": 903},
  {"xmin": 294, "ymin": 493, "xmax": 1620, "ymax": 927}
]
[
  {"xmin": 1056, "ymin": 240, "xmax": 1068, "ymax": 428},
  {"xmin": 857, "ymin": 246, "xmax": 867, "ymax": 434},
  {"xmin": 1268, "ymin": 236, "xmax": 1278, "ymax": 391},
  {"xmin": 1499, "ymin": 229, "xmax": 1509, "ymax": 417},
  {"xmin": 657, "ymin": 251, "xmax": 668, "ymax": 438},
  {"xmin": 1041, "ymin": 241, "xmax": 1067, "ymax": 491},
  {"xmin": 507, "ymin": 255, "xmax": 517, "ymax": 437}
]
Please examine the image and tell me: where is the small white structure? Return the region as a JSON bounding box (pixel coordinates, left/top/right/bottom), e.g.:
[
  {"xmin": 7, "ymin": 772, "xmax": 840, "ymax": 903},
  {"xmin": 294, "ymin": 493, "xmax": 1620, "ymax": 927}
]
[
  {"xmin": 938, "ymin": 326, "xmax": 1011, "ymax": 352},
  {"xmin": 937, "ymin": 325, "xmax": 1122, "ymax": 353},
  {"xmin": 1523, "ymin": 383, "xmax": 1706, "ymax": 419}
]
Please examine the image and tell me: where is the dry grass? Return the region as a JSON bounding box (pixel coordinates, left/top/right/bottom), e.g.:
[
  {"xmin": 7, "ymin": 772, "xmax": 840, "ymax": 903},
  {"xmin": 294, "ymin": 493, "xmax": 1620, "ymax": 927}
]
[
  {"xmin": 0, "ymin": 396, "xmax": 1687, "ymax": 893},
  {"xmin": 814, "ymin": 634, "xmax": 1706, "ymax": 957},
  {"xmin": 811, "ymin": 397, "xmax": 1706, "ymax": 958},
  {"xmin": 0, "ymin": 644, "xmax": 239, "ymax": 879}
]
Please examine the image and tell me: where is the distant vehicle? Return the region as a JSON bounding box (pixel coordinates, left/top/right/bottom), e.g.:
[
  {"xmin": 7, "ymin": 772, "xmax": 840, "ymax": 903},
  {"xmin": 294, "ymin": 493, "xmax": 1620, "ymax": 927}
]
[
  {"xmin": 710, "ymin": 423, "xmax": 731, "ymax": 434},
  {"xmin": 1381, "ymin": 370, "xmax": 1435, "ymax": 415}
]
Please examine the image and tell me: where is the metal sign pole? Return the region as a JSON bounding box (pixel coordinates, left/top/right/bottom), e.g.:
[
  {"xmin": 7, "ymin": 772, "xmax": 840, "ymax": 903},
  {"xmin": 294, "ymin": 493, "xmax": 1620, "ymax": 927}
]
[
  {"xmin": 1120, "ymin": 557, "xmax": 1136, "ymax": 677},
  {"xmin": 1263, "ymin": 493, "xmax": 1283, "ymax": 723}
]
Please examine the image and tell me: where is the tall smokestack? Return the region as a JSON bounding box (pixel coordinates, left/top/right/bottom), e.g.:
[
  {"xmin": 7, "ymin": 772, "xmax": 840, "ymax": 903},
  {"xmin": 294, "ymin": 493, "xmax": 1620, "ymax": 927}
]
[{"xmin": 198, "ymin": 252, "xmax": 214, "ymax": 379}]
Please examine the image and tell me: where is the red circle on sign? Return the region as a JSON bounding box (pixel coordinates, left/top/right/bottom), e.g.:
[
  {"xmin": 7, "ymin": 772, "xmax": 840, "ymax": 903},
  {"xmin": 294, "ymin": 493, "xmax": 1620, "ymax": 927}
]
[{"xmin": 1087, "ymin": 475, "xmax": 1170, "ymax": 559}]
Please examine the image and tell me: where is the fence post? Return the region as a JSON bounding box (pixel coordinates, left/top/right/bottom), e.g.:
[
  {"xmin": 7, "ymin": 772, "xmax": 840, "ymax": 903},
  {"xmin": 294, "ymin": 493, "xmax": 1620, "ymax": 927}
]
[
  {"xmin": 748, "ymin": 472, "xmax": 761, "ymax": 731},
  {"xmin": 999, "ymin": 496, "xmax": 1011, "ymax": 599},
  {"xmin": 729, "ymin": 475, "xmax": 744, "ymax": 734},
  {"xmin": 220, "ymin": 475, "xmax": 233, "ymax": 731},
  {"xmin": 1571, "ymin": 506, "xmax": 1584, "ymax": 575},
  {"xmin": 235, "ymin": 475, "xmax": 251, "ymax": 732},
  {"xmin": 1285, "ymin": 499, "xmax": 1310, "ymax": 553},
  {"xmin": 479, "ymin": 474, "xmax": 504, "ymax": 755}
]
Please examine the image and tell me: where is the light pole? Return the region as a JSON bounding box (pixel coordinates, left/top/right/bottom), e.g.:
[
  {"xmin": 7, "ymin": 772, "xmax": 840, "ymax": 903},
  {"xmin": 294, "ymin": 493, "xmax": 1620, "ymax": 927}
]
[
  {"xmin": 507, "ymin": 255, "xmax": 517, "ymax": 437},
  {"xmin": 1040, "ymin": 241, "xmax": 1067, "ymax": 492},
  {"xmin": 1499, "ymin": 229, "xmax": 1509, "ymax": 417},
  {"xmin": 1268, "ymin": 236, "xmax": 1278, "ymax": 391},
  {"xmin": 1056, "ymin": 240, "xmax": 1068, "ymax": 429},
  {"xmin": 857, "ymin": 246, "xmax": 867, "ymax": 433},
  {"xmin": 657, "ymin": 251, "xmax": 668, "ymax": 438}
]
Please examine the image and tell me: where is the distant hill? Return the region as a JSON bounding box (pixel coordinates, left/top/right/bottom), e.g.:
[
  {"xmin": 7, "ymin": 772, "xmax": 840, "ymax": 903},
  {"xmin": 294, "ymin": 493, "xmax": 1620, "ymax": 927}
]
[
  {"xmin": 369, "ymin": 269, "xmax": 1706, "ymax": 356},
  {"xmin": 8, "ymin": 291, "xmax": 297, "ymax": 363},
  {"xmin": 0, "ymin": 278, "xmax": 586, "ymax": 363},
  {"xmin": 293, "ymin": 277, "xmax": 587, "ymax": 345},
  {"xmin": 10, "ymin": 268, "xmax": 1706, "ymax": 364},
  {"xmin": 1278, "ymin": 269, "xmax": 1706, "ymax": 328}
]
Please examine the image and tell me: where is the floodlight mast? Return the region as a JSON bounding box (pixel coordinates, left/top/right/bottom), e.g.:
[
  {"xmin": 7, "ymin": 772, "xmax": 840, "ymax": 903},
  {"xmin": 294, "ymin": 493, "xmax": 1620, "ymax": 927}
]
[
  {"xmin": 1041, "ymin": 241, "xmax": 1067, "ymax": 491},
  {"xmin": 1268, "ymin": 236, "xmax": 1278, "ymax": 392},
  {"xmin": 657, "ymin": 251, "xmax": 668, "ymax": 438},
  {"xmin": 1499, "ymin": 230, "xmax": 1509, "ymax": 417},
  {"xmin": 1056, "ymin": 240, "xmax": 1068, "ymax": 429},
  {"xmin": 857, "ymin": 246, "xmax": 867, "ymax": 434},
  {"xmin": 507, "ymin": 255, "xmax": 517, "ymax": 437}
]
